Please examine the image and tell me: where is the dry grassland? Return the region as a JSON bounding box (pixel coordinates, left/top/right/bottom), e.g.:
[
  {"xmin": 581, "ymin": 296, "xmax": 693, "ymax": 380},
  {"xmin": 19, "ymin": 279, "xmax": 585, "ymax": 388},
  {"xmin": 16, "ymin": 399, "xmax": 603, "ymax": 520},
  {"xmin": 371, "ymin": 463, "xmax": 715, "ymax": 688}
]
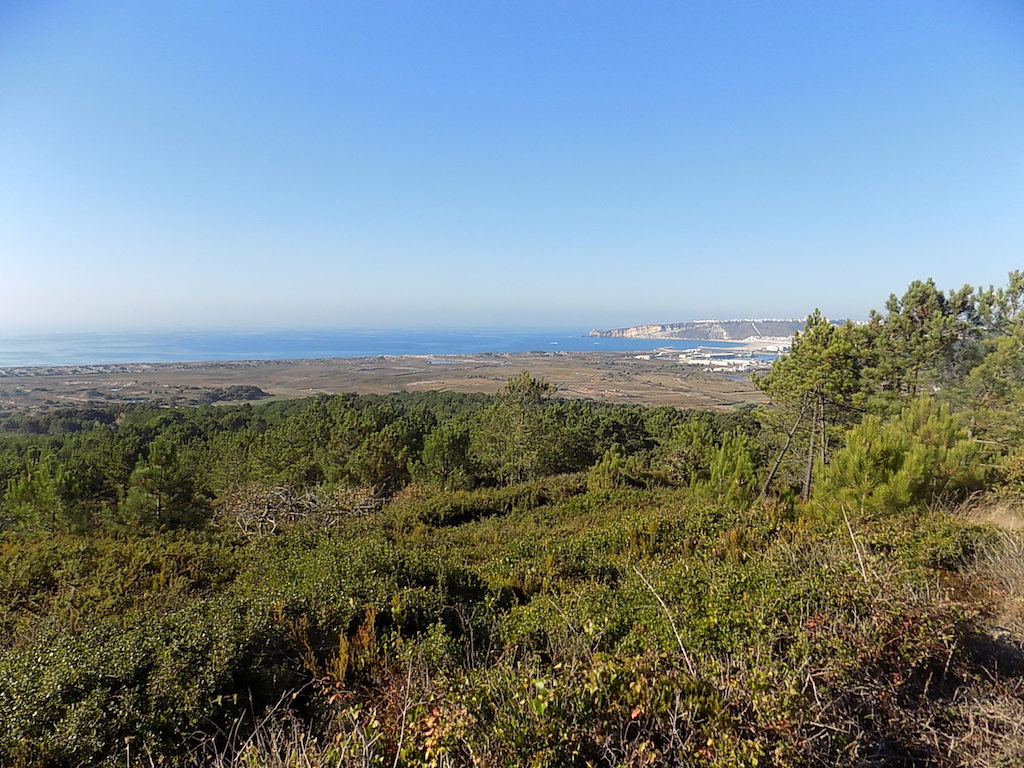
[{"xmin": 0, "ymin": 352, "xmax": 766, "ymax": 411}]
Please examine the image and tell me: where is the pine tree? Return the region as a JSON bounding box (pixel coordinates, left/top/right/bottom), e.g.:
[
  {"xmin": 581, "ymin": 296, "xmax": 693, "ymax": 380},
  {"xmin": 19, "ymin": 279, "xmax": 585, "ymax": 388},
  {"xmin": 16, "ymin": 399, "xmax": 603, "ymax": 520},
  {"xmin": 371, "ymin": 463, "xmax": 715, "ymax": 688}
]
[
  {"xmin": 814, "ymin": 397, "xmax": 986, "ymax": 520},
  {"xmin": 470, "ymin": 372, "xmax": 560, "ymax": 485},
  {"xmin": 1, "ymin": 451, "xmax": 86, "ymax": 531},
  {"xmin": 860, "ymin": 279, "xmax": 980, "ymax": 411},
  {"xmin": 117, "ymin": 438, "xmax": 207, "ymax": 529},
  {"xmin": 414, "ymin": 421, "xmax": 475, "ymax": 490},
  {"xmin": 755, "ymin": 312, "xmax": 866, "ymax": 499}
]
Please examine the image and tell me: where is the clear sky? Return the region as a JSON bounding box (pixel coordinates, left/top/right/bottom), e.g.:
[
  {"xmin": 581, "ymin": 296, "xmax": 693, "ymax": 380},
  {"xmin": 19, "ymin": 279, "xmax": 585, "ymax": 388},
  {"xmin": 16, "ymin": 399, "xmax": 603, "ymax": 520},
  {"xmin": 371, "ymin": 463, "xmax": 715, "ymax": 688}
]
[{"xmin": 2, "ymin": 0, "xmax": 1022, "ymax": 332}]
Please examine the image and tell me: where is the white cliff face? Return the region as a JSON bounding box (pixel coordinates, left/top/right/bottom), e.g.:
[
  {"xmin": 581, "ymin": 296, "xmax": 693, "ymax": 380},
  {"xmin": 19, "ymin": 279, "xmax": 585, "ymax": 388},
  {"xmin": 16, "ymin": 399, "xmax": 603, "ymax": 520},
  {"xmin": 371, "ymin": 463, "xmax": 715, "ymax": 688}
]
[
  {"xmin": 586, "ymin": 324, "xmax": 673, "ymax": 338},
  {"xmin": 588, "ymin": 319, "xmax": 809, "ymax": 341}
]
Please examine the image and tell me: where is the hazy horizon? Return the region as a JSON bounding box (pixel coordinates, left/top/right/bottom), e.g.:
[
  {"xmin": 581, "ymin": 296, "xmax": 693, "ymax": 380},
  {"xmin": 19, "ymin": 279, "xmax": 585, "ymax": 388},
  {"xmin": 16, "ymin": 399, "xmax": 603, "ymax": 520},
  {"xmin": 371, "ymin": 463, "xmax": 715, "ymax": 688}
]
[
  {"xmin": 3, "ymin": 1, "xmax": 1022, "ymax": 334},
  {"xmin": 0, "ymin": 315, "xmax": 848, "ymax": 338}
]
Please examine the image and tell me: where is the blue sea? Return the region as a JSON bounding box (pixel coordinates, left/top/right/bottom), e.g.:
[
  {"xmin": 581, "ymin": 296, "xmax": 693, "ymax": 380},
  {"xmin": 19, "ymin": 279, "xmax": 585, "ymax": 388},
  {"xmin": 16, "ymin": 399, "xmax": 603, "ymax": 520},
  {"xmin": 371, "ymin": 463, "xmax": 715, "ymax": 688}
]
[{"xmin": 0, "ymin": 330, "xmax": 741, "ymax": 368}]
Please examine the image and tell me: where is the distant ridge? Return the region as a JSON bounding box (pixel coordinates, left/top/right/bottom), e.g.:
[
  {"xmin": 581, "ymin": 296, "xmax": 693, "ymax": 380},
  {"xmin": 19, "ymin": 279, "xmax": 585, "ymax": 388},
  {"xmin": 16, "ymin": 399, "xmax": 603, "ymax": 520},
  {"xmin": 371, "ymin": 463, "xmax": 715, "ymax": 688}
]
[{"xmin": 587, "ymin": 318, "xmax": 808, "ymax": 341}]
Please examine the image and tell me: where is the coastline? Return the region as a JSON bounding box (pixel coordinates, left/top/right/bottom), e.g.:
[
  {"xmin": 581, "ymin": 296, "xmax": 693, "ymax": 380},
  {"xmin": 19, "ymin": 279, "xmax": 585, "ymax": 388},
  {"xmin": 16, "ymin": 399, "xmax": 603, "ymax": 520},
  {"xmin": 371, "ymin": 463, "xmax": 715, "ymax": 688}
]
[{"xmin": 0, "ymin": 330, "xmax": 749, "ymax": 370}]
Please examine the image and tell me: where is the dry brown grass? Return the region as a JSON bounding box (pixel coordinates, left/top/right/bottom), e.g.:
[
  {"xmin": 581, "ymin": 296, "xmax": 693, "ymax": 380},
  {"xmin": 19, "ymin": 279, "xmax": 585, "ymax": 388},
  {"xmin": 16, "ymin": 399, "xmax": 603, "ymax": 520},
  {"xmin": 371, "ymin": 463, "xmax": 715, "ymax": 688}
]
[
  {"xmin": 962, "ymin": 499, "xmax": 1024, "ymax": 531},
  {"xmin": 0, "ymin": 352, "xmax": 766, "ymax": 411},
  {"xmin": 967, "ymin": 528, "xmax": 1024, "ymax": 636},
  {"xmin": 942, "ymin": 681, "xmax": 1024, "ymax": 767}
]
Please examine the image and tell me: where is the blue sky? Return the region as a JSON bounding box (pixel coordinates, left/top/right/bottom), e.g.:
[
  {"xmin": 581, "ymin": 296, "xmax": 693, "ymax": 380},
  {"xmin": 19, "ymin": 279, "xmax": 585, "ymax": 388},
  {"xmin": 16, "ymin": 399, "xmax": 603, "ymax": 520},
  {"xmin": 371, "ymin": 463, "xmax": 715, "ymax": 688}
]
[{"xmin": 1, "ymin": 0, "xmax": 1022, "ymax": 332}]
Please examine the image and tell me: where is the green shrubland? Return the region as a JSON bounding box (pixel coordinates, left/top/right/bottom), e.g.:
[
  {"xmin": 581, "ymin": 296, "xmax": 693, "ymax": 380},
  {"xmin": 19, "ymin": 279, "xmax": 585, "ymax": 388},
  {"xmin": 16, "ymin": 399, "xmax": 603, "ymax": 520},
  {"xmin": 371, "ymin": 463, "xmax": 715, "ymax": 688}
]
[{"xmin": 2, "ymin": 273, "xmax": 1024, "ymax": 766}]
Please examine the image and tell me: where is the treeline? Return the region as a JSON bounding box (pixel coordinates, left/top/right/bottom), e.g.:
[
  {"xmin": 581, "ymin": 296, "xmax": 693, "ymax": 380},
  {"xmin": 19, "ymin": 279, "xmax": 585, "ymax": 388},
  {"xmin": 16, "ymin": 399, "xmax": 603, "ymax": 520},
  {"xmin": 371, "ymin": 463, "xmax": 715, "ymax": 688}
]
[
  {"xmin": 0, "ymin": 385, "xmax": 757, "ymax": 533},
  {"xmin": 4, "ymin": 274, "xmax": 1024, "ymax": 532}
]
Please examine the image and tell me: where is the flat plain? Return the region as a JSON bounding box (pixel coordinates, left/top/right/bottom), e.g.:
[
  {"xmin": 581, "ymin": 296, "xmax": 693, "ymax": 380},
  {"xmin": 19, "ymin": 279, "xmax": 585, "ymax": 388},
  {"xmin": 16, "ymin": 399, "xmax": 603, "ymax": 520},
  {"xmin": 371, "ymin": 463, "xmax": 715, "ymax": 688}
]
[{"xmin": 0, "ymin": 352, "xmax": 766, "ymax": 411}]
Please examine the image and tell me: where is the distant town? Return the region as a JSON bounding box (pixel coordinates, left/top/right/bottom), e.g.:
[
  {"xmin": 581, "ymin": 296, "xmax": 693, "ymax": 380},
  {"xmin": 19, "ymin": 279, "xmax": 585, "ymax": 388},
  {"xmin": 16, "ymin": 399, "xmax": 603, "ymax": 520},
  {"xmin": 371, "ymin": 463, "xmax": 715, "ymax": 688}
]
[
  {"xmin": 631, "ymin": 338, "xmax": 791, "ymax": 373},
  {"xmin": 588, "ymin": 318, "xmax": 808, "ymax": 371}
]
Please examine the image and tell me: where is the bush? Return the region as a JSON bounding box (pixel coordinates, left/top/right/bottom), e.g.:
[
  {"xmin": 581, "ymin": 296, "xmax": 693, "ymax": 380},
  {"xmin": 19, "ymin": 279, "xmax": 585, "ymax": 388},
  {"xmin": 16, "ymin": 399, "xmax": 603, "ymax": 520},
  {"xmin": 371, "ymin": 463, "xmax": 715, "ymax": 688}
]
[
  {"xmin": 814, "ymin": 397, "xmax": 987, "ymax": 520},
  {"xmin": 0, "ymin": 597, "xmax": 282, "ymax": 767},
  {"xmin": 399, "ymin": 476, "xmax": 586, "ymax": 527}
]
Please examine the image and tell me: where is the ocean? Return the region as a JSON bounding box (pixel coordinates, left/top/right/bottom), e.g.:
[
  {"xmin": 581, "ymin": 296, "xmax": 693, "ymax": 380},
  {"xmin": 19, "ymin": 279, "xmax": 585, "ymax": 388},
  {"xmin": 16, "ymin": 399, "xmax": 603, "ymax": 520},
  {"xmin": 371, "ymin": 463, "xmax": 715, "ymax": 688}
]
[{"xmin": 0, "ymin": 330, "xmax": 742, "ymax": 368}]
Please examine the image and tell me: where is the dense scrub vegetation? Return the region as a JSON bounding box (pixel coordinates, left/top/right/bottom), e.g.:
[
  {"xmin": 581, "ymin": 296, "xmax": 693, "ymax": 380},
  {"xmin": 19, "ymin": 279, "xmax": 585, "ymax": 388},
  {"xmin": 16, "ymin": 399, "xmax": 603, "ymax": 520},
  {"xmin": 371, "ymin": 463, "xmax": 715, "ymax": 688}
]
[{"xmin": 2, "ymin": 273, "xmax": 1024, "ymax": 767}]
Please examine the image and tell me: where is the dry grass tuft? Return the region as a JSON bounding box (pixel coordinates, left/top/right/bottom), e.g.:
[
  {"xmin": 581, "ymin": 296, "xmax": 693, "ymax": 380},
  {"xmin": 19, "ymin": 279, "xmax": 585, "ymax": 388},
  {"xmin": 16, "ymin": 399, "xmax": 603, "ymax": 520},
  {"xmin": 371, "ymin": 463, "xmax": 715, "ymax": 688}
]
[
  {"xmin": 967, "ymin": 528, "xmax": 1024, "ymax": 637},
  {"xmin": 962, "ymin": 499, "xmax": 1024, "ymax": 531}
]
